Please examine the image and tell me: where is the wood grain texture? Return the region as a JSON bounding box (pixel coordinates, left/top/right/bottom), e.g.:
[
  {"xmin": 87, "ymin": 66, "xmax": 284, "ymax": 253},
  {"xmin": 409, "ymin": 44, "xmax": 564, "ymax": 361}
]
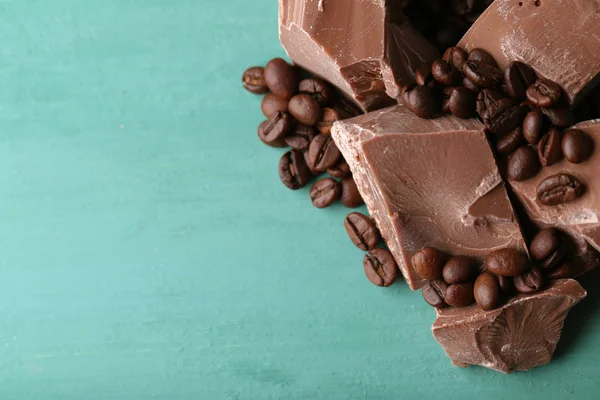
[{"xmin": 0, "ymin": 1, "xmax": 599, "ymax": 398}]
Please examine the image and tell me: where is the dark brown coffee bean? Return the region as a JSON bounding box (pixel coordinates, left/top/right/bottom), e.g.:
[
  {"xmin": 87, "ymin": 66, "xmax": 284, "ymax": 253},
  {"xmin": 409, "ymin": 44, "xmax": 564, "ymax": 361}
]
[
  {"xmin": 289, "ymin": 94, "xmax": 322, "ymax": 126},
  {"xmin": 468, "ymin": 48, "xmax": 498, "ymax": 67},
  {"xmin": 526, "ymin": 79, "xmax": 562, "ymax": 108},
  {"xmin": 548, "ymin": 262, "xmax": 577, "ymax": 280},
  {"xmin": 257, "ymin": 112, "xmax": 291, "ymax": 147},
  {"xmin": 284, "ymin": 124, "xmax": 316, "ymax": 151},
  {"xmin": 242, "ymin": 66, "xmax": 268, "ymax": 94},
  {"xmin": 432, "ymin": 59, "xmax": 461, "ymax": 86},
  {"xmin": 264, "ymin": 58, "xmax": 298, "ymax": 100},
  {"xmin": 310, "ymin": 178, "xmax": 340, "ymax": 209},
  {"xmin": 445, "ymin": 282, "xmax": 475, "ymax": 307},
  {"xmin": 504, "ymin": 62, "xmax": 536, "ymax": 99},
  {"xmin": 363, "ymin": 248, "xmax": 397, "ymax": 287},
  {"xmin": 514, "ymin": 267, "xmax": 544, "ymax": 294},
  {"xmin": 401, "ymin": 84, "xmax": 416, "ymax": 105},
  {"xmin": 476, "ymin": 89, "xmax": 513, "ymax": 119},
  {"xmin": 340, "ymin": 177, "xmax": 364, "ymax": 208},
  {"xmin": 485, "ymin": 248, "xmax": 530, "ymax": 277},
  {"xmin": 303, "ymin": 151, "xmax": 320, "ymax": 176},
  {"xmin": 522, "ymin": 108, "xmax": 545, "ymax": 144},
  {"xmin": 307, "ymin": 134, "xmax": 341, "ymax": 172},
  {"xmin": 496, "ymin": 127, "xmax": 524, "ymax": 155},
  {"xmin": 541, "ymin": 104, "xmax": 575, "ymax": 128},
  {"xmin": 449, "ymin": 87, "xmax": 476, "ymax": 119},
  {"xmin": 540, "ymin": 245, "xmax": 567, "ymax": 270},
  {"xmin": 316, "ymin": 107, "xmax": 342, "ymax": 135},
  {"xmin": 474, "ymin": 272, "xmax": 501, "ymax": 311},
  {"xmin": 422, "ymin": 279, "xmax": 449, "ymax": 308},
  {"xmin": 537, "ymin": 173, "xmax": 584, "ymax": 206},
  {"xmin": 463, "ymin": 77, "xmax": 480, "ymax": 92},
  {"xmin": 538, "ymin": 128, "xmax": 563, "ymax": 166},
  {"xmin": 412, "ymin": 247, "xmax": 446, "ymax": 280},
  {"xmin": 507, "ymin": 146, "xmax": 540, "ymax": 181},
  {"xmin": 562, "ymin": 129, "xmax": 594, "ymax": 164},
  {"xmin": 520, "ymin": 100, "xmax": 536, "ymax": 111},
  {"xmin": 406, "ymin": 86, "xmax": 439, "ymax": 119},
  {"xmin": 441, "ymin": 87, "xmax": 456, "ymax": 113},
  {"xmin": 442, "ymin": 256, "xmax": 478, "ymax": 284},
  {"xmin": 487, "ymin": 105, "xmax": 524, "ymax": 136},
  {"xmin": 463, "ymin": 61, "xmax": 503, "ymax": 88},
  {"xmin": 299, "ymin": 78, "xmax": 334, "ymax": 106},
  {"xmin": 328, "ymin": 158, "xmax": 351, "ymax": 179},
  {"xmin": 530, "ymin": 228, "xmax": 562, "ymax": 261},
  {"xmin": 279, "ymin": 150, "xmax": 311, "ymax": 190},
  {"xmin": 443, "ymin": 46, "xmax": 468, "ymax": 70},
  {"xmin": 498, "ymin": 276, "xmax": 514, "ymax": 293},
  {"xmin": 415, "ymin": 63, "xmax": 435, "ymax": 87},
  {"xmin": 261, "ymin": 93, "xmax": 289, "ymax": 118},
  {"xmin": 344, "ymin": 212, "xmax": 380, "ymax": 251}
]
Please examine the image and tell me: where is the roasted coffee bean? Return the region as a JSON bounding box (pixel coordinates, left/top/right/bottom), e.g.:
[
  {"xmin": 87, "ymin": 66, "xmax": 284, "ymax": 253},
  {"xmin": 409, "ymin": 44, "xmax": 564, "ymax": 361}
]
[
  {"xmin": 487, "ymin": 105, "xmax": 524, "ymax": 136},
  {"xmin": 496, "ymin": 127, "xmax": 524, "ymax": 155},
  {"xmin": 485, "ymin": 248, "xmax": 530, "ymax": 277},
  {"xmin": 522, "ymin": 108, "xmax": 545, "ymax": 144},
  {"xmin": 406, "ymin": 86, "xmax": 439, "ymax": 119},
  {"xmin": 541, "ymin": 104, "xmax": 575, "ymax": 128},
  {"xmin": 504, "ymin": 62, "xmax": 537, "ymax": 99},
  {"xmin": 548, "ymin": 262, "xmax": 577, "ymax": 279},
  {"xmin": 476, "ymin": 89, "xmax": 513, "ymax": 119},
  {"xmin": 422, "ymin": 279, "xmax": 449, "ymax": 308},
  {"xmin": 257, "ymin": 112, "xmax": 291, "ymax": 147},
  {"xmin": 443, "ymin": 46, "xmax": 468, "ymax": 70},
  {"xmin": 432, "ymin": 59, "xmax": 461, "ymax": 86},
  {"xmin": 307, "ymin": 134, "xmax": 341, "ymax": 172},
  {"xmin": 538, "ymin": 128, "xmax": 563, "ymax": 166},
  {"xmin": 340, "ymin": 177, "xmax": 364, "ymax": 208},
  {"xmin": 412, "ymin": 247, "xmax": 446, "ymax": 280},
  {"xmin": 289, "ymin": 94, "xmax": 322, "ymax": 126},
  {"xmin": 540, "ymin": 245, "xmax": 567, "ymax": 270},
  {"xmin": 537, "ymin": 173, "xmax": 584, "ymax": 206},
  {"xmin": 284, "ymin": 124, "xmax": 316, "ymax": 151},
  {"xmin": 344, "ymin": 212, "xmax": 380, "ymax": 251},
  {"xmin": 514, "ymin": 267, "xmax": 544, "ymax": 294},
  {"xmin": 520, "ymin": 100, "xmax": 536, "ymax": 111},
  {"xmin": 316, "ymin": 107, "xmax": 342, "ymax": 135},
  {"xmin": 441, "ymin": 87, "xmax": 456, "ymax": 113},
  {"xmin": 530, "ymin": 228, "xmax": 562, "ymax": 261},
  {"xmin": 303, "ymin": 151, "xmax": 320, "ymax": 176},
  {"xmin": 415, "ymin": 63, "xmax": 435, "ymax": 87},
  {"xmin": 474, "ymin": 272, "xmax": 501, "ymax": 311},
  {"xmin": 498, "ymin": 276, "xmax": 514, "ymax": 293},
  {"xmin": 463, "ymin": 77, "xmax": 480, "ymax": 92},
  {"xmin": 442, "ymin": 256, "xmax": 478, "ymax": 284},
  {"xmin": 242, "ymin": 66, "xmax": 268, "ymax": 94},
  {"xmin": 264, "ymin": 58, "xmax": 298, "ymax": 100},
  {"xmin": 327, "ymin": 159, "xmax": 351, "ymax": 179},
  {"xmin": 526, "ymin": 79, "xmax": 562, "ymax": 108},
  {"xmin": 449, "ymin": 87, "xmax": 477, "ymax": 118},
  {"xmin": 279, "ymin": 150, "xmax": 311, "ymax": 190},
  {"xmin": 363, "ymin": 248, "xmax": 397, "ymax": 287},
  {"xmin": 445, "ymin": 282, "xmax": 475, "ymax": 307},
  {"xmin": 401, "ymin": 84, "xmax": 416, "ymax": 105},
  {"xmin": 468, "ymin": 48, "xmax": 498, "ymax": 67},
  {"xmin": 299, "ymin": 78, "xmax": 334, "ymax": 106},
  {"xmin": 261, "ymin": 93, "xmax": 289, "ymax": 117},
  {"xmin": 463, "ymin": 61, "xmax": 503, "ymax": 88},
  {"xmin": 310, "ymin": 178, "xmax": 340, "ymax": 209},
  {"xmin": 562, "ymin": 129, "xmax": 594, "ymax": 164},
  {"xmin": 507, "ymin": 146, "xmax": 540, "ymax": 181}
]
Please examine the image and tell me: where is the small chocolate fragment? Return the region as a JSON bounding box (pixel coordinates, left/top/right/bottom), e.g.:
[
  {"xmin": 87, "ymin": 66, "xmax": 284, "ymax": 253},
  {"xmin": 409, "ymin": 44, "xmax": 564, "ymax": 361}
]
[
  {"xmin": 412, "ymin": 247, "xmax": 446, "ymax": 280},
  {"xmin": 344, "ymin": 212, "xmax": 380, "ymax": 251},
  {"xmin": 537, "ymin": 128, "xmax": 563, "ymax": 167},
  {"xmin": 474, "ymin": 272, "xmax": 501, "ymax": 311},
  {"xmin": 279, "ymin": 150, "xmax": 311, "ymax": 190},
  {"xmin": 242, "ymin": 66, "xmax": 268, "ymax": 94},
  {"xmin": 445, "ymin": 282, "xmax": 475, "ymax": 308},
  {"xmin": 562, "ymin": 129, "xmax": 594, "ymax": 164},
  {"xmin": 264, "ymin": 58, "xmax": 298, "ymax": 100},
  {"xmin": 261, "ymin": 93, "xmax": 289, "ymax": 118},
  {"xmin": 442, "ymin": 256, "xmax": 477, "ymax": 284},
  {"xmin": 423, "ymin": 279, "xmax": 449, "ymax": 308},
  {"xmin": 507, "ymin": 146, "xmax": 540, "ymax": 182},
  {"xmin": 363, "ymin": 248, "xmax": 397, "ymax": 287},
  {"xmin": 484, "ymin": 248, "xmax": 529, "ymax": 277},
  {"xmin": 340, "ymin": 177, "xmax": 363, "ymax": 208},
  {"xmin": 310, "ymin": 178, "xmax": 340, "ymax": 209},
  {"xmin": 514, "ymin": 267, "xmax": 544, "ymax": 294},
  {"xmin": 537, "ymin": 173, "xmax": 584, "ymax": 206}
]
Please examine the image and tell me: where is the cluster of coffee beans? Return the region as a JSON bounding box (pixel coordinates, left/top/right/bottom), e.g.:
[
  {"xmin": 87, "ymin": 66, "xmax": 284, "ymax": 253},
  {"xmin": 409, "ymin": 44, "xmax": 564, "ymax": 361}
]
[{"xmin": 242, "ymin": 58, "xmax": 365, "ymax": 209}]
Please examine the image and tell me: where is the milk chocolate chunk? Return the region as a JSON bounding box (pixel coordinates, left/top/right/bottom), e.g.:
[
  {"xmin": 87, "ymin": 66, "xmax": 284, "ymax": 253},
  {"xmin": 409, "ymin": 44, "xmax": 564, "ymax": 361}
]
[
  {"xmin": 279, "ymin": 0, "xmax": 439, "ymax": 112},
  {"xmin": 332, "ymin": 106, "xmax": 528, "ymax": 289},
  {"xmin": 432, "ymin": 279, "xmax": 587, "ymax": 373},
  {"xmin": 458, "ymin": 0, "xmax": 600, "ymax": 105}
]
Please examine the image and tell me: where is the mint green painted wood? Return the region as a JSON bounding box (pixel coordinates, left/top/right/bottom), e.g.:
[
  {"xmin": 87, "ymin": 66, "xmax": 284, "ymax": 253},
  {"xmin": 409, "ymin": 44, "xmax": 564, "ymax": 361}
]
[{"xmin": 1, "ymin": 1, "xmax": 599, "ymax": 398}]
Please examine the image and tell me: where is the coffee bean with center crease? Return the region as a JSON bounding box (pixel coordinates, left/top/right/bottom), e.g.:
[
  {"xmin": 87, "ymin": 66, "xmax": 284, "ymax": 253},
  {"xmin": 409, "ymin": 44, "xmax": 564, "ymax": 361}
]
[
  {"xmin": 299, "ymin": 78, "xmax": 334, "ymax": 106},
  {"xmin": 514, "ymin": 267, "xmax": 544, "ymax": 294},
  {"xmin": 415, "ymin": 63, "xmax": 435, "ymax": 87},
  {"xmin": 264, "ymin": 58, "xmax": 298, "ymax": 100},
  {"xmin": 538, "ymin": 128, "xmax": 563, "ymax": 166},
  {"xmin": 261, "ymin": 93, "xmax": 289, "ymax": 118},
  {"xmin": 449, "ymin": 87, "xmax": 477, "ymax": 118},
  {"xmin": 487, "ymin": 105, "xmax": 524, "ymax": 136},
  {"xmin": 526, "ymin": 79, "xmax": 562, "ymax": 108},
  {"xmin": 496, "ymin": 127, "xmax": 525, "ymax": 155},
  {"xmin": 443, "ymin": 46, "xmax": 468, "ymax": 70},
  {"xmin": 327, "ymin": 159, "xmax": 351, "ymax": 179},
  {"xmin": 522, "ymin": 108, "xmax": 545, "ymax": 144},
  {"xmin": 485, "ymin": 248, "xmax": 530, "ymax": 277},
  {"xmin": 284, "ymin": 123, "xmax": 316, "ymax": 151},
  {"xmin": 463, "ymin": 61, "xmax": 503, "ymax": 88},
  {"xmin": 316, "ymin": 107, "xmax": 342, "ymax": 135},
  {"xmin": 562, "ymin": 129, "xmax": 594, "ymax": 164},
  {"xmin": 340, "ymin": 177, "xmax": 364, "ymax": 208},
  {"xmin": 537, "ymin": 173, "xmax": 584, "ymax": 206},
  {"xmin": 422, "ymin": 279, "xmax": 449, "ymax": 308},
  {"xmin": 344, "ymin": 212, "xmax": 381, "ymax": 251},
  {"xmin": 432, "ymin": 59, "xmax": 461, "ymax": 86},
  {"xmin": 540, "ymin": 245, "xmax": 567, "ymax": 270},
  {"xmin": 279, "ymin": 150, "xmax": 311, "ymax": 190},
  {"xmin": 242, "ymin": 66, "xmax": 268, "ymax": 94},
  {"xmin": 445, "ymin": 282, "xmax": 476, "ymax": 307},
  {"xmin": 476, "ymin": 89, "xmax": 513, "ymax": 119},
  {"xmin": 541, "ymin": 104, "xmax": 575, "ymax": 128},
  {"xmin": 508, "ymin": 146, "xmax": 540, "ymax": 181},
  {"xmin": 441, "ymin": 87, "xmax": 456, "ymax": 113},
  {"xmin": 442, "ymin": 256, "xmax": 478, "ymax": 284},
  {"xmin": 310, "ymin": 178, "xmax": 340, "ymax": 209},
  {"xmin": 474, "ymin": 272, "xmax": 501, "ymax": 311},
  {"xmin": 307, "ymin": 134, "xmax": 341, "ymax": 172},
  {"xmin": 289, "ymin": 94, "xmax": 322, "ymax": 126},
  {"xmin": 258, "ymin": 112, "xmax": 291, "ymax": 148},
  {"xmin": 468, "ymin": 48, "xmax": 498, "ymax": 67},
  {"xmin": 363, "ymin": 248, "xmax": 397, "ymax": 287},
  {"xmin": 406, "ymin": 86, "xmax": 440, "ymax": 118},
  {"xmin": 504, "ymin": 61, "xmax": 537, "ymax": 100},
  {"xmin": 412, "ymin": 247, "xmax": 446, "ymax": 280}
]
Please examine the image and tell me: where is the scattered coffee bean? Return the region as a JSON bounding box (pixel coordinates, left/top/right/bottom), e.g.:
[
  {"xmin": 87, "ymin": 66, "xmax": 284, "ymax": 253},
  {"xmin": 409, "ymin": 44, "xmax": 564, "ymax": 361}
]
[
  {"xmin": 520, "ymin": 100, "xmax": 535, "ymax": 111},
  {"xmin": 449, "ymin": 87, "xmax": 477, "ymax": 118},
  {"xmin": 304, "ymin": 151, "xmax": 320, "ymax": 176},
  {"xmin": 310, "ymin": 178, "xmax": 340, "ymax": 209},
  {"xmin": 327, "ymin": 158, "xmax": 351, "ymax": 179},
  {"xmin": 299, "ymin": 78, "xmax": 333, "ymax": 106},
  {"xmin": 442, "ymin": 256, "xmax": 478, "ymax": 284},
  {"xmin": 415, "ymin": 63, "xmax": 435, "ymax": 87},
  {"xmin": 487, "ymin": 105, "xmax": 524, "ymax": 136},
  {"xmin": 537, "ymin": 173, "xmax": 584, "ymax": 206},
  {"xmin": 514, "ymin": 267, "xmax": 544, "ymax": 294},
  {"xmin": 401, "ymin": 84, "xmax": 416, "ymax": 105},
  {"xmin": 541, "ymin": 104, "xmax": 575, "ymax": 128},
  {"xmin": 485, "ymin": 248, "xmax": 530, "ymax": 277},
  {"xmin": 540, "ymin": 245, "xmax": 567, "ymax": 270},
  {"xmin": 316, "ymin": 107, "xmax": 341, "ymax": 134},
  {"xmin": 422, "ymin": 279, "xmax": 449, "ymax": 308},
  {"xmin": 463, "ymin": 77, "xmax": 480, "ymax": 92},
  {"xmin": 264, "ymin": 58, "xmax": 298, "ymax": 100},
  {"xmin": 468, "ymin": 48, "xmax": 498, "ymax": 67},
  {"xmin": 504, "ymin": 61, "xmax": 536, "ymax": 99},
  {"xmin": 406, "ymin": 86, "xmax": 440, "ymax": 119},
  {"xmin": 443, "ymin": 46, "xmax": 468, "ymax": 70},
  {"xmin": 530, "ymin": 228, "xmax": 562, "ymax": 261},
  {"xmin": 284, "ymin": 124, "xmax": 316, "ymax": 151},
  {"xmin": 412, "ymin": 247, "xmax": 446, "ymax": 280},
  {"xmin": 261, "ymin": 93, "xmax": 289, "ymax": 118},
  {"xmin": 476, "ymin": 89, "xmax": 512, "ymax": 119},
  {"xmin": 548, "ymin": 262, "xmax": 577, "ymax": 280},
  {"xmin": 538, "ymin": 128, "xmax": 563, "ymax": 167},
  {"xmin": 307, "ymin": 134, "xmax": 341, "ymax": 172},
  {"xmin": 445, "ymin": 281, "xmax": 475, "ymax": 307},
  {"xmin": 522, "ymin": 108, "xmax": 545, "ymax": 144},
  {"xmin": 526, "ymin": 79, "xmax": 562, "ymax": 108},
  {"xmin": 344, "ymin": 212, "xmax": 381, "ymax": 251},
  {"xmin": 507, "ymin": 146, "xmax": 540, "ymax": 181},
  {"xmin": 340, "ymin": 177, "xmax": 364, "ymax": 208},
  {"xmin": 474, "ymin": 272, "xmax": 501, "ymax": 311},
  {"xmin": 258, "ymin": 112, "xmax": 291, "ymax": 147},
  {"xmin": 441, "ymin": 87, "xmax": 456, "ymax": 113},
  {"xmin": 463, "ymin": 60, "xmax": 503, "ymax": 88},
  {"xmin": 496, "ymin": 127, "xmax": 524, "ymax": 155},
  {"xmin": 498, "ymin": 276, "xmax": 514, "ymax": 293},
  {"xmin": 432, "ymin": 59, "xmax": 461, "ymax": 86},
  {"xmin": 289, "ymin": 93, "xmax": 322, "ymax": 126},
  {"xmin": 562, "ymin": 129, "xmax": 594, "ymax": 164},
  {"xmin": 363, "ymin": 248, "xmax": 397, "ymax": 287},
  {"xmin": 279, "ymin": 150, "xmax": 311, "ymax": 190},
  {"xmin": 242, "ymin": 66, "xmax": 268, "ymax": 94}
]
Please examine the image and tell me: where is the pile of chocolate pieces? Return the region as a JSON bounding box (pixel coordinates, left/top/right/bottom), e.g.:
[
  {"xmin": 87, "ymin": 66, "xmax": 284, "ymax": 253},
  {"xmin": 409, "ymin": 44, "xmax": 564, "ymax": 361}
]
[{"xmin": 245, "ymin": 0, "xmax": 600, "ymax": 373}]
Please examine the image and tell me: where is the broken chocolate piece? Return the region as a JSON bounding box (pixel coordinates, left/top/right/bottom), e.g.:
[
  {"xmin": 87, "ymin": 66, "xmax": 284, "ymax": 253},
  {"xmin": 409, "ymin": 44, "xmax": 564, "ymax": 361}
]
[
  {"xmin": 332, "ymin": 106, "xmax": 528, "ymax": 289},
  {"xmin": 279, "ymin": 0, "xmax": 439, "ymax": 111},
  {"xmin": 432, "ymin": 279, "xmax": 586, "ymax": 373}
]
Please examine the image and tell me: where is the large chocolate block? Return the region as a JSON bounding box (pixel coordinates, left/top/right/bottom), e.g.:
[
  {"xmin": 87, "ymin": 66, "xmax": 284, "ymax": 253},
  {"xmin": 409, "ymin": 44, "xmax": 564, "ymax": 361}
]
[{"xmin": 332, "ymin": 106, "xmax": 528, "ymax": 289}]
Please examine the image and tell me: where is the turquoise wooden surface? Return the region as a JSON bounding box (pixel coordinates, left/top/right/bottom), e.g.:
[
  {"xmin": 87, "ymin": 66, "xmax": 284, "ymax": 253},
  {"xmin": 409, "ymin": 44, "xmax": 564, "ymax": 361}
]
[{"xmin": 1, "ymin": 1, "xmax": 599, "ymax": 398}]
